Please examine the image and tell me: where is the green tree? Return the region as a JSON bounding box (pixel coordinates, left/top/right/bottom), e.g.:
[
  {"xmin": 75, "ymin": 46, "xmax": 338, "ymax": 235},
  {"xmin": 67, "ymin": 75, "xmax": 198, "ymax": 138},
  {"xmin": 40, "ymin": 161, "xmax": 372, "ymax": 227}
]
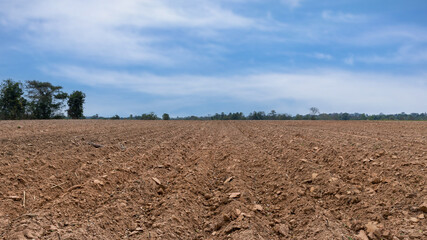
[
  {"xmin": 295, "ymin": 114, "xmax": 303, "ymax": 120},
  {"xmin": 340, "ymin": 112, "xmax": 350, "ymax": 120},
  {"xmin": 268, "ymin": 110, "xmax": 277, "ymax": 120},
  {"xmin": 248, "ymin": 111, "xmax": 266, "ymax": 120},
  {"xmin": 162, "ymin": 113, "xmax": 170, "ymax": 120},
  {"xmin": 140, "ymin": 112, "xmax": 159, "ymax": 120},
  {"xmin": 67, "ymin": 91, "xmax": 86, "ymax": 119},
  {"xmin": 0, "ymin": 79, "xmax": 27, "ymax": 120},
  {"xmin": 26, "ymin": 80, "xmax": 68, "ymax": 119},
  {"xmin": 111, "ymin": 114, "xmax": 120, "ymax": 120}
]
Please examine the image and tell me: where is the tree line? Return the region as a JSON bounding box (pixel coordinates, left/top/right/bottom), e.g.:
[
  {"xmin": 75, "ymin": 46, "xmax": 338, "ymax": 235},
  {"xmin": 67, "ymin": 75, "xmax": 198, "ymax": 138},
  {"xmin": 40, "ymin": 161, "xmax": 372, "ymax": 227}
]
[
  {"xmin": 0, "ymin": 79, "xmax": 85, "ymax": 120},
  {"xmin": 172, "ymin": 110, "xmax": 427, "ymax": 121},
  {"xmin": 101, "ymin": 110, "xmax": 427, "ymax": 121},
  {"xmin": 92, "ymin": 112, "xmax": 170, "ymax": 120}
]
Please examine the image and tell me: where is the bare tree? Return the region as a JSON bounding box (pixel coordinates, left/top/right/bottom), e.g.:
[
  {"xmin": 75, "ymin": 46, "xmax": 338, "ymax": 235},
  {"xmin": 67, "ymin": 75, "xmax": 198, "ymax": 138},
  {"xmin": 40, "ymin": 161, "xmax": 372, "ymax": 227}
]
[
  {"xmin": 309, "ymin": 107, "xmax": 319, "ymax": 120},
  {"xmin": 309, "ymin": 107, "xmax": 319, "ymax": 115}
]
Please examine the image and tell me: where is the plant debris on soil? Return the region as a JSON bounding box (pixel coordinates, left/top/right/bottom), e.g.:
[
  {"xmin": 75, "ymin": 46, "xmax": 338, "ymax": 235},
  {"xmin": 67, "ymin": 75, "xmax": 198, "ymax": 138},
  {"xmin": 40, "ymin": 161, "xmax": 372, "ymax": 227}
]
[{"xmin": 0, "ymin": 120, "xmax": 426, "ymax": 239}]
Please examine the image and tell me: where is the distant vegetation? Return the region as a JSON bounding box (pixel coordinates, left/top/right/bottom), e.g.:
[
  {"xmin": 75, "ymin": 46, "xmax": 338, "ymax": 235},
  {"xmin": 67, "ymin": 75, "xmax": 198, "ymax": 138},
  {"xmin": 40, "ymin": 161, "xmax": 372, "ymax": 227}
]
[
  {"xmin": 2, "ymin": 79, "xmax": 426, "ymax": 121},
  {"xmin": 162, "ymin": 113, "xmax": 170, "ymax": 120},
  {"xmin": 172, "ymin": 110, "xmax": 427, "ymax": 121},
  {"xmin": 94, "ymin": 110, "xmax": 427, "ymax": 121},
  {"xmin": 0, "ymin": 79, "xmax": 85, "ymax": 120}
]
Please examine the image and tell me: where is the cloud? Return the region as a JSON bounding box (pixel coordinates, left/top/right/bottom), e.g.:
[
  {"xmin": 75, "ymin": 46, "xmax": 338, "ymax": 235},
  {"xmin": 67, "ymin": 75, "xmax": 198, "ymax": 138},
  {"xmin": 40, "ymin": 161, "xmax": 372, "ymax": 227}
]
[
  {"xmin": 312, "ymin": 53, "xmax": 333, "ymax": 60},
  {"xmin": 345, "ymin": 26, "xmax": 427, "ymax": 47},
  {"xmin": 44, "ymin": 65, "xmax": 427, "ymax": 114},
  {"xmin": 0, "ymin": 0, "xmax": 257, "ymax": 65},
  {"xmin": 2, "ymin": 0, "xmax": 426, "ymax": 66},
  {"xmin": 0, "ymin": 0, "xmax": 256, "ymax": 30},
  {"xmin": 281, "ymin": 0, "xmax": 303, "ymax": 8},
  {"xmin": 322, "ymin": 11, "xmax": 368, "ymax": 23},
  {"xmin": 359, "ymin": 49, "xmax": 427, "ymax": 64},
  {"xmin": 344, "ymin": 45, "xmax": 427, "ymax": 65}
]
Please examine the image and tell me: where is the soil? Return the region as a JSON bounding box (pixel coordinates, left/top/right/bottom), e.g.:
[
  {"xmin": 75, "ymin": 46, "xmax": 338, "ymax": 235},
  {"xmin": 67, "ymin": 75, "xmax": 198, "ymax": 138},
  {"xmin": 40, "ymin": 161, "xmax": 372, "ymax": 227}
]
[{"xmin": 0, "ymin": 120, "xmax": 426, "ymax": 239}]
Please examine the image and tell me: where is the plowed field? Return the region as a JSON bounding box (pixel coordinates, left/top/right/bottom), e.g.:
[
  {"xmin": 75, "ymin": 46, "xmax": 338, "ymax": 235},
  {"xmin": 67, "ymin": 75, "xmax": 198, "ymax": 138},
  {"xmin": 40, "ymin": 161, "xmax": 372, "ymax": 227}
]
[{"xmin": 0, "ymin": 120, "xmax": 426, "ymax": 239}]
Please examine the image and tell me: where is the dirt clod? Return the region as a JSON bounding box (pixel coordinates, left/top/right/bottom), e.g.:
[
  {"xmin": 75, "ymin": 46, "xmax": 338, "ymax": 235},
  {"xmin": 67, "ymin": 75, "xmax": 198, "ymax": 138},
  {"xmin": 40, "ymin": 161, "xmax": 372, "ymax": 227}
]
[
  {"xmin": 9, "ymin": 196, "xmax": 22, "ymax": 201},
  {"xmin": 152, "ymin": 177, "xmax": 162, "ymax": 185},
  {"xmin": 229, "ymin": 192, "xmax": 241, "ymax": 199},
  {"xmin": 365, "ymin": 222, "xmax": 381, "ymax": 238},
  {"xmin": 88, "ymin": 142, "xmax": 103, "ymax": 148},
  {"xmin": 419, "ymin": 202, "xmax": 427, "ymax": 213},
  {"xmin": 93, "ymin": 179, "xmax": 104, "ymax": 185},
  {"xmin": 253, "ymin": 204, "xmax": 263, "ymax": 212},
  {"xmin": 224, "ymin": 177, "xmax": 234, "ymax": 184},
  {"xmin": 356, "ymin": 230, "xmax": 369, "ymax": 240},
  {"xmin": 274, "ymin": 224, "xmax": 289, "ymax": 237}
]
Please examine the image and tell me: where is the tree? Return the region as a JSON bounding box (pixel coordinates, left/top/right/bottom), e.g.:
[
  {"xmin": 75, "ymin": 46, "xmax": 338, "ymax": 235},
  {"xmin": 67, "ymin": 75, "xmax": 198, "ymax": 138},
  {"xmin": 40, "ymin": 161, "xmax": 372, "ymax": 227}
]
[
  {"xmin": 26, "ymin": 80, "xmax": 68, "ymax": 119},
  {"xmin": 309, "ymin": 107, "xmax": 319, "ymax": 115},
  {"xmin": 268, "ymin": 110, "xmax": 277, "ymax": 120},
  {"xmin": 248, "ymin": 111, "xmax": 266, "ymax": 120},
  {"xmin": 0, "ymin": 79, "xmax": 27, "ymax": 120},
  {"xmin": 309, "ymin": 107, "xmax": 319, "ymax": 120},
  {"xmin": 140, "ymin": 112, "xmax": 159, "ymax": 120},
  {"xmin": 111, "ymin": 114, "xmax": 120, "ymax": 120},
  {"xmin": 162, "ymin": 113, "xmax": 170, "ymax": 120},
  {"xmin": 67, "ymin": 91, "xmax": 85, "ymax": 119},
  {"xmin": 340, "ymin": 112, "xmax": 350, "ymax": 120},
  {"xmin": 229, "ymin": 112, "xmax": 245, "ymax": 120}
]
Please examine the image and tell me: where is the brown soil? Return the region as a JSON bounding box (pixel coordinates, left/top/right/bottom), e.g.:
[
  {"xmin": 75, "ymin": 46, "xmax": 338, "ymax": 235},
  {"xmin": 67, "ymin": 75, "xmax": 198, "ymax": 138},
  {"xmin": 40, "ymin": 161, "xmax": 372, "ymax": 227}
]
[{"xmin": 0, "ymin": 120, "xmax": 426, "ymax": 239}]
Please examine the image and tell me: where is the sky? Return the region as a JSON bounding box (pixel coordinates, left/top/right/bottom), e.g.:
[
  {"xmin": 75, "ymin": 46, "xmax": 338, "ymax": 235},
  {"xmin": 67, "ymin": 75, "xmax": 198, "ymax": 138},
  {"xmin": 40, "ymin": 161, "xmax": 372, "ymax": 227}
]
[{"xmin": 0, "ymin": 0, "xmax": 426, "ymax": 117}]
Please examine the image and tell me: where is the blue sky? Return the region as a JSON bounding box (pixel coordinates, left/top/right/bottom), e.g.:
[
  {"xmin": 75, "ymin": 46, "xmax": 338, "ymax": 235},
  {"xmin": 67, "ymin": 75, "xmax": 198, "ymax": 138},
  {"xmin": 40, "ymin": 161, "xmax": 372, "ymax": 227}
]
[{"xmin": 0, "ymin": 0, "xmax": 426, "ymax": 117}]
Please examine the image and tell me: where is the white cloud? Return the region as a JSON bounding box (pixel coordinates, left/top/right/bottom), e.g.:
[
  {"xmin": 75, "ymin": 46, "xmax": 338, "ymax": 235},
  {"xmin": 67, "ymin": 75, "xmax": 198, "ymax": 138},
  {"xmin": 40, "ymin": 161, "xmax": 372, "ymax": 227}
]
[
  {"xmin": 0, "ymin": 0, "xmax": 255, "ymax": 30},
  {"xmin": 281, "ymin": 0, "xmax": 303, "ymax": 8},
  {"xmin": 44, "ymin": 65, "xmax": 427, "ymax": 114},
  {"xmin": 345, "ymin": 26, "xmax": 427, "ymax": 47},
  {"xmin": 357, "ymin": 47, "xmax": 427, "ymax": 64},
  {"xmin": 322, "ymin": 11, "xmax": 368, "ymax": 23},
  {"xmin": 343, "ymin": 45, "xmax": 427, "ymax": 65},
  {"xmin": 0, "ymin": 0, "xmax": 257, "ymax": 65},
  {"xmin": 1, "ymin": 0, "xmax": 426, "ymax": 65},
  {"xmin": 312, "ymin": 53, "xmax": 333, "ymax": 60}
]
